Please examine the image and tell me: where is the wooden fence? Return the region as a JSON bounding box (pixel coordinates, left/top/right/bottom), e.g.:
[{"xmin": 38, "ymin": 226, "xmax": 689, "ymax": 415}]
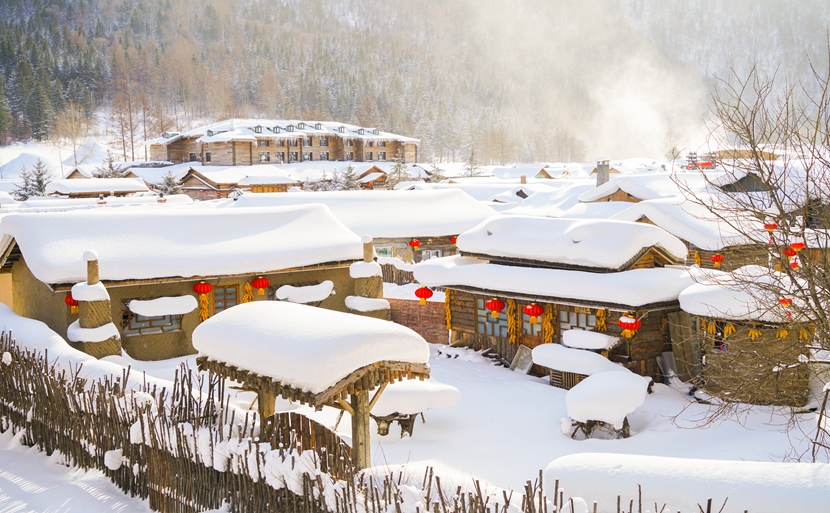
[
  {"xmin": 0, "ymin": 332, "xmax": 737, "ymax": 513},
  {"xmin": 381, "ymin": 263, "xmax": 415, "ymax": 285}
]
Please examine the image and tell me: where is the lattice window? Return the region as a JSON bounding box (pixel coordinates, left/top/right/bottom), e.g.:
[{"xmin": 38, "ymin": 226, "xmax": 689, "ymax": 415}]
[
  {"xmin": 559, "ymin": 306, "xmax": 597, "ymax": 341},
  {"xmin": 213, "ymin": 286, "xmax": 238, "ymax": 314},
  {"xmin": 521, "ymin": 304, "xmax": 543, "ymax": 337},
  {"xmin": 121, "ymin": 301, "xmax": 182, "ymax": 337},
  {"xmin": 476, "ymin": 298, "xmax": 508, "ymax": 338}
]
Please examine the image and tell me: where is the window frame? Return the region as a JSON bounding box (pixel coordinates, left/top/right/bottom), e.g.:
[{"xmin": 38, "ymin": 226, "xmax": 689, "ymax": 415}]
[
  {"xmin": 302, "ymin": 152, "xmax": 313, "ymax": 161},
  {"xmin": 259, "ymin": 152, "xmax": 270, "ymax": 162},
  {"xmin": 365, "ymin": 152, "xmax": 373, "ymax": 161},
  {"xmin": 212, "ymin": 285, "xmax": 239, "ymax": 315},
  {"xmin": 476, "ymin": 298, "xmax": 508, "ymax": 338},
  {"xmin": 320, "ymin": 136, "xmax": 329, "ymax": 147},
  {"xmin": 121, "ymin": 300, "xmax": 183, "ymax": 337}
]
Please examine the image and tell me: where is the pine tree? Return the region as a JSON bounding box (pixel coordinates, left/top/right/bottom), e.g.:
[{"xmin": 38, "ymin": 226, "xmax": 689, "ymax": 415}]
[
  {"xmin": 14, "ymin": 159, "xmax": 52, "ymax": 200},
  {"xmin": 26, "ymin": 69, "xmax": 55, "ymax": 141},
  {"xmin": 339, "ymin": 164, "xmax": 361, "ymax": 190},
  {"xmin": 155, "ymin": 170, "xmax": 182, "ymax": 195},
  {"xmin": 0, "ymin": 77, "xmax": 11, "ymax": 145},
  {"xmin": 385, "ymin": 150, "xmax": 411, "ymax": 189},
  {"xmin": 96, "ymin": 151, "xmax": 124, "ymax": 178},
  {"xmin": 462, "ymin": 147, "xmax": 484, "ymax": 177},
  {"xmin": 429, "ymin": 154, "xmax": 446, "ymax": 183}
]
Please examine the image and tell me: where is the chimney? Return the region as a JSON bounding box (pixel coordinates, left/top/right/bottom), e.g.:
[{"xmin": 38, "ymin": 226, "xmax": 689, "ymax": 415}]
[
  {"xmin": 596, "ymin": 158, "xmax": 610, "ymax": 187},
  {"xmin": 361, "ymin": 235, "xmax": 375, "ymax": 262},
  {"xmin": 520, "ymin": 175, "xmax": 527, "ymax": 184}
]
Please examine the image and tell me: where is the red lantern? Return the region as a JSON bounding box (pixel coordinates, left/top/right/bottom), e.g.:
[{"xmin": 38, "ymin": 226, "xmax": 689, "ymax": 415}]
[
  {"xmin": 414, "ymin": 286, "xmax": 433, "ymax": 305},
  {"xmin": 193, "ymin": 281, "xmax": 213, "ymax": 295},
  {"xmin": 710, "ymin": 253, "xmax": 725, "ymax": 268},
  {"xmin": 409, "ymin": 239, "xmax": 421, "ymax": 251},
  {"xmin": 779, "ymin": 298, "xmax": 793, "ymax": 308},
  {"xmin": 789, "ymin": 256, "xmax": 800, "ymax": 271},
  {"xmin": 763, "ymin": 222, "xmax": 778, "ymax": 232},
  {"xmin": 450, "ymin": 236, "xmax": 458, "ymax": 247},
  {"xmin": 523, "ymin": 302, "xmax": 544, "ymax": 324},
  {"xmin": 484, "ymin": 298, "xmax": 506, "ymax": 318},
  {"xmin": 790, "ymin": 241, "xmax": 806, "ymax": 252},
  {"xmin": 251, "ymin": 276, "xmax": 270, "ymax": 296},
  {"xmin": 64, "ymin": 293, "xmax": 79, "ymax": 314},
  {"xmin": 618, "ymin": 315, "xmax": 642, "ymax": 338},
  {"xmin": 782, "ymin": 247, "xmax": 797, "ymax": 257}
]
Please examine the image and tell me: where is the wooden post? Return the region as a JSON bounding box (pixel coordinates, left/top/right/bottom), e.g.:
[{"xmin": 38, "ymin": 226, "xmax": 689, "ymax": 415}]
[
  {"xmin": 257, "ymin": 387, "xmax": 276, "ymax": 424},
  {"xmin": 363, "ymin": 236, "xmax": 375, "ymax": 263},
  {"xmin": 350, "ymin": 390, "xmax": 371, "ymax": 470},
  {"xmin": 87, "ymin": 258, "xmax": 99, "ymax": 285}
]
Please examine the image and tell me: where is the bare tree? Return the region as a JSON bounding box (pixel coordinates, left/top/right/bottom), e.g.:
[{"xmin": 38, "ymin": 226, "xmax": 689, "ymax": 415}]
[{"xmin": 54, "ymin": 103, "xmax": 91, "ymax": 168}]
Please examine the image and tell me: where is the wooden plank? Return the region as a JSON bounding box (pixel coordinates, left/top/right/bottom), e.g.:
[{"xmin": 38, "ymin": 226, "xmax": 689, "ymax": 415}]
[{"xmin": 667, "ymin": 311, "xmax": 697, "ymax": 382}]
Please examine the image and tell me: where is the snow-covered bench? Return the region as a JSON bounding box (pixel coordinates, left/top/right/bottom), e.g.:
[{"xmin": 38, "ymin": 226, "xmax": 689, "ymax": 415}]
[{"xmin": 563, "ymin": 371, "xmax": 650, "ymax": 439}]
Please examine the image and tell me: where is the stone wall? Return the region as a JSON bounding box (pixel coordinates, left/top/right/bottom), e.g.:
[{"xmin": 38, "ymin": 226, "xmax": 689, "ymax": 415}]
[{"xmin": 388, "ymin": 298, "xmax": 448, "ymax": 344}]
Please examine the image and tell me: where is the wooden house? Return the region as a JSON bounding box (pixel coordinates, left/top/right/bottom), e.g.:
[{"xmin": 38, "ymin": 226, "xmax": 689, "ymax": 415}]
[
  {"xmin": 145, "ymin": 119, "xmax": 419, "ymax": 167},
  {"xmin": 44, "ymin": 178, "xmax": 151, "ymax": 198},
  {"xmin": 64, "ymin": 165, "xmax": 143, "ymax": 181},
  {"xmin": 577, "ymin": 173, "xmax": 710, "ymax": 204},
  {"xmin": 357, "ymin": 166, "xmax": 388, "ymax": 190},
  {"xmin": 0, "ymin": 204, "xmax": 380, "ymax": 361},
  {"xmin": 414, "ymin": 216, "xmax": 696, "ymax": 383},
  {"xmin": 677, "ymin": 269, "xmax": 811, "ymax": 406}
]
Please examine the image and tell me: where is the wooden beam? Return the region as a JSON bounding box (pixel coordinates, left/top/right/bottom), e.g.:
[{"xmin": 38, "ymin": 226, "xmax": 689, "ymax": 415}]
[
  {"xmin": 334, "ymin": 396, "xmax": 354, "ymax": 416},
  {"xmin": 367, "ymin": 382, "xmax": 387, "ymax": 411}
]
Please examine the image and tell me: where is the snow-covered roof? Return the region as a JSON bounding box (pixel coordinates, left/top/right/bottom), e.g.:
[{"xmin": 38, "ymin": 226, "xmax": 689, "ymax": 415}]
[
  {"xmin": 501, "ymin": 182, "xmax": 596, "ymax": 217},
  {"xmin": 491, "ymin": 164, "xmax": 553, "ymax": 180},
  {"xmin": 678, "ymin": 266, "xmax": 796, "ymax": 322},
  {"xmin": 145, "ymin": 119, "xmax": 419, "ymax": 146},
  {"xmin": 16, "ymin": 194, "xmax": 192, "ymax": 210},
  {"xmin": 557, "ymin": 201, "xmax": 634, "ymax": 220},
  {"xmin": 414, "ymin": 255, "xmax": 696, "ymax": 309},
  {"xmin": 45, "ymin": 178, "xmax": 150, "ymax": 195},
  {"xmin": 610, "ymin": 198, "xmax": 756, "ymax": 250},
  {"xmin": 192, "ymin": 301, "xmax": 429, "ymax": 394},
  {"xmin": 0, "ymin": 204, "xmax": 363, "ymax": 284},
  {"xmin": 486, "ymin": 184, "xmax": 557, "ymax": 204},
  {"xmin": 576, "ymin": 173, "xmax": 712, "ymax": 203},
  {"xmin": 371, "ymin": 379, "xmax": 460, "ymax": 417},
  {"xmin": 206, "ymin": 189, "xmax": 496, "ymax": 238},
  {"xmin": 457, "ymin": 216, "xmax": 687, "ymax": 270}
]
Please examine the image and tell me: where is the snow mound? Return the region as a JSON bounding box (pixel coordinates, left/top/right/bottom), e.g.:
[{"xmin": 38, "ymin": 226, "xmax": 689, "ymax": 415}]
[
  {"xmin": 67, "ymin": 320, "xmax": 120, "ymax": 343},
  {"xmin": 275, "ymin": 281, "xmax": 334, "ymax": 303},
  {"xmin": 129, "ymin": 296, "xmax": 198, "ymax": 317},
  {"xmin": 565, "ymin": 372, "xmax": 649, "ymax": 429},
  {"xmin": 349, "ymin": 261, "xmax": 382, "ymax": 278},
  {"xmin": 345, "ymin": 296, "xmax": 390, "ymax": 312},
  {"xmin": 62, "ymin": 141, "xmax": 111, "ymax": 166},
  {"xmin": 371, "ymin": 378, "xmax": 460, "ymax": 417},
  {"xmin": 532, "ymin": 344, "xmax": 626, "ymax": 376},
  {"xmin": 192, "ymin": 301, "xmax": 429, "ymax": 394},
  {"xmin": 0, "ymin": 152, "xmax": 60, "ymax": 181},
  {"xmin": 544, "ymin": 453, "xmax": 830, "ymax": 513},
  {"xmin": 562, "ymin": 330, "xmax": 619, "ymax": 350},
  {"xmin": 71, "ymin": 281, "xmax": 110, "ymax": 301}
]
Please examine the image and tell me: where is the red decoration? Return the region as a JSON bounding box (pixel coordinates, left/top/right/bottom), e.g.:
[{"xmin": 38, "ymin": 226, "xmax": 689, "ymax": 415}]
[
  {"xmin": 710, "ymin": 253, "xmax": 725, "ymax": 268},
  {"xmin": 414, "ymin": 286, "xmax": 433, "ymax": 305},
  {"xmin": 251, "ymin": 276, "xmax": 270, "ymax": 296},
  {"xmin": 409, "ymin": 239, "xmax": 421, "ymax": 251},
  {"xmin": 618, "ymin": 315, "xmax": 642, "ymax": 338},
  {"xmin": 193, "ymin": 281, "xmax": 213, "ymax": 295},
  {"xmin": 790, "ymin": 256, "xmax": 800, "ymax": 271},
  {"xmin": 450, "ymin": 236, "xmax": 458, "ymax": 246},
  {"xmin": 484, "ymin": 298, "xmax": 506, "ymax": 318},
  {"xmin": 764, "ymin": 222, "xmax": 778, "ymax": 232},
  {"xmin": 782, "ymin": 247, "xmax": 796, "ymax": 257},
  {"xmin": 64, "ymin": 293, "xmax": 79, "ymax": 314},
  {"xmin": 790, "ymin": 241, "xmax": 806, "ymax": 252},
  {"xmin": 779, "ymin": 298, "xmax": 793, "ymax": 307},
  {"xmin": 523, "ymin": 302, "xmax": 544, "ymax": 324}
]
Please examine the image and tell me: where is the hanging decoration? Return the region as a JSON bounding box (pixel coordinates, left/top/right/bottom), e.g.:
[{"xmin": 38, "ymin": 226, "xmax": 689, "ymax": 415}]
[
  {"xmin": 747, "ymin": 327, "xmax": 762, "ymax": 340},
  {"xmin": 694, "ymin": 251, "xmax": 701, "ymax": 266},
  {"xmin": 193, "ymin": 281, "xmax": 213, "ymax": 322},
  {"xmin": 789, "ymin": 240, "xmax": 806, "ymax": 252},
  {"xmin": 707, "ymin": 322, "xmax": 716, "ymax": 335},
  {"xmin": 723, "ymin": 323, "xmax": 736, "ymax": 337},
  {"xmin": 596, "ymin": 309, "xmax": 607, "ymax": 331},
  {"xmin": 507, "ymin": 299, "xmax": 520, "ymax": 344},
  {"xmin": 450, "ymin": 236, "xmax": 458, "ymax": 247},
  {"xmin": 618, "ymin": 314, "xmax": 642, "ymax": 338},
  {"xmin": 799, "ymin": 328, "xmax": 810, "ymax": 341},
  {"xmin": 542, "ymin": 304, "xmax": 555, "ymax": 344},
  {"xmin": 251, "ymin": 276, "xmax": 270, "ymax": 296},
  {"xmin": 409, "ymin": 239, "xmax": 422, "ymax": 251},
  {"xmin": 414, "ymin": 286, "xmax": 433, "ymax": 305},
  {"xmin": 523, "ymin": 302, "xmax": 544, "ymax": 325},
  {"xmin": 710, "ymin": 253, "xmax": 725, "ymax": 268},
  {"xmin": 64, "ymin": 293, "xmax": 79, "ymax": 314},
  {"xmin": 782, "ymin": 247, "xmax": 797, "ymax": 257},
  {"xmin": 779, "ymin": 297, "xmax": 793, "ymax": 308},
  {"xmin": 764, "ymin": 222, "xmax": 778, "ymax": 246},
  {"xmin": 242, "ymin": 283, "xmax": 255, "ymax": 304},
  {"xmin": 776, "ymin": 328, "xmax": 789, "ymax": 339},
  {"xmin": 700, "ymin": 319, "xmax": 708, "ymax": 334},
  {"xmin": 789, "ymin": 256, "xmax": 800, "ymax": 270},
  {"xmin": 484, "ymin": 298, "xmax": 506, "ymax": 318},
  {"xmin": 444, "ymin": 289, "xmax": 452, "ymax": 331}
]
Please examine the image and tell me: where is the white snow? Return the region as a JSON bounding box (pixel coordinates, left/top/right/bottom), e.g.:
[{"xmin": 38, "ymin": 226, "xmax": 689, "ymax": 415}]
[
  {"xmin": 415, "ymin": 255, "xmax": 696, "ymax": 308},
  {"xmin": 275, "ymin": 281, "xmax": 334, "ymax": 303},
  {"xmin": 565, "ymin": 371, "xmax": 649, "ymax": 428},
  {"xmin": 0, "ymin": 204, "xmax": 363, "ymax": 284},
  {"xmin": 45, "ymin": 178, "xmax": 150, "ymax": 195},
  {"xmin": 383, "ymin": 282, "xmax": 445, "ymax": 302},
  {"xmin": 377, "ymin": 256, "xmax": 415, "ymax": 272},
  {"xmin": 208, "ymin": 189, "xmax": 496, "ymax": 238},
  {"xmin": 1, "ymin": 351, "xmax": 10, "ymax": 365},
  {"xmin": 345, "ymin": 296, "xmax": 390, "ymax": 312},
  {"xmin": 71, "ymin": 281, "xmax": 110, "ymax": 301},
  {"xmin": 192, "ymin": 301, "xmax": 429, "ymax": 394},
  {"xmin": 544, "ymin": 453, "xmax": 830, "ymax": 513},
  {"xmin": 62, "ymin": 141, "xmax": 111, "ymax": 166},
  {"xmin": 66, "ymin": 320, "xmax": 120, "ymax": 343},
  {"xmin": 349, "ymin": 261, "xmax": 383, "ymax": 278},
  {"xmin": 576, "ymin": 172, "xmax": 710, "ymax": 203},
  {"xmin": 562, "ymin": 330, "xmax": 619, "ymax": 350},
  {"xmin": 361, "ymin": 234, "xmax": 373, "ymax": 244},
  {"xmin": 532, "ymin": 344, "xmax": 627, "ymax": 375},
  {"xmin": 103, "ymin": 449, "xmax": 125, "ymax": 471},
  {"xmin": 457, "ymin": 215, "xmax": 687, "ymax": 269},
  {"xmin": 83, "ymin": 249, "xmax": 99, "ymax": 261},
  {"xmin": 128, "ymin": 296, "xmax": 198, "ymax": 317},
  {"xmin": 371, "ymin": 379, "xmax": 461, "ymax": 417}
]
